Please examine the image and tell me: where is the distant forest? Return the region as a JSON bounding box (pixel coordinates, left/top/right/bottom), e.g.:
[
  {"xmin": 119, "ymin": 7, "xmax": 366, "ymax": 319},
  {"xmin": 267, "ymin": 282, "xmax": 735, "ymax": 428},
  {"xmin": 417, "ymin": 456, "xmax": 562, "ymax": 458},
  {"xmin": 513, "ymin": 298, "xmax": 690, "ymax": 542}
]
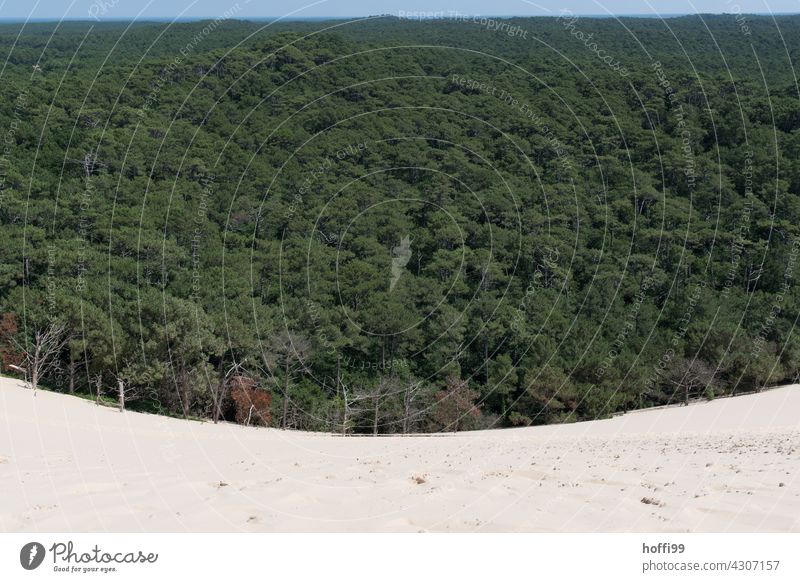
[{"xmin": 1, "ymin": 15, "xmax": 799, "ymax": 432}]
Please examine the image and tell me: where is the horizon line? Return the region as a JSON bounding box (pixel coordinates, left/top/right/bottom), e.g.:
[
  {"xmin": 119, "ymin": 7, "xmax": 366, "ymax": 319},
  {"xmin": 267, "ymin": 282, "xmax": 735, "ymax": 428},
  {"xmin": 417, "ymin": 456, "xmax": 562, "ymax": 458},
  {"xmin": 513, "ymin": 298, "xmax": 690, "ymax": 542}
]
[{"xmin": 2, "ymin": 12, "xmax": 800, "ymax": 23}]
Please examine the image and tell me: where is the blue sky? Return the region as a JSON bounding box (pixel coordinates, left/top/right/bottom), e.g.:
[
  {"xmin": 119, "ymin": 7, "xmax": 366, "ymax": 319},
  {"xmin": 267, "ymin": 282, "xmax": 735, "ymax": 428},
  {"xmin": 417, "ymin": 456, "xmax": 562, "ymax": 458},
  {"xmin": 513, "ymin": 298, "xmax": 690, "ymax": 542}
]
[{"xmin": 0, "ymin": 0, "xmax": 796, "ymax": 20}]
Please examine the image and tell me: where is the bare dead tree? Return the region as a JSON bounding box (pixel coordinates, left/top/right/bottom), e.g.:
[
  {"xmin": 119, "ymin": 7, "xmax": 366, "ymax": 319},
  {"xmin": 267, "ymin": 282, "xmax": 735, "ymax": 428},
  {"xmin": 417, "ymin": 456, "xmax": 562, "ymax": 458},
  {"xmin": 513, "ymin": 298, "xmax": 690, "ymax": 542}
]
[
  {"xmin": 666, "ymin": 358, "xmax": 718, "ymax": 405},
  {"xmin": 402, "ymin": 380, "xmax": 423, "ymax": 434},
  {"xmin": 117, "ymin": 377, "xmax": 125, "ymax": 412},
  {"xmin": 340, "ymin": 381, "xmax": 370, "ymax": 436},
  {"xmin": 211, "ymin": 358, "xmax": 249, "ymax": 424},
  {"xmin": 16, "ymin": 322, "xmax": 70, "ymax": 390},
  {"xmin": 359, "ymin": 376, "xmax": 398, "ymax": 436}
]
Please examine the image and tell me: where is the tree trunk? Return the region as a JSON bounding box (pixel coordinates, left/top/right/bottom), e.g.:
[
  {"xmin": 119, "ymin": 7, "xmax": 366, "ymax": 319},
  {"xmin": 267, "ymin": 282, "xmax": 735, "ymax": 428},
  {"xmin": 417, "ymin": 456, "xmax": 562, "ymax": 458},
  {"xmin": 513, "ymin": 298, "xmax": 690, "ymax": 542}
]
[
  {"xmin": 373, "ymin": 394, "xmax": 379, "ymax": 436},
  {"xmin": 179, "ymin": 366, "xmax": 191, "ymax": 418},
  {"xmin": 484, "ymin": 338, "xmax": 489, "ymax": 387},
  {"xmin": 403, "ymin": 386, "xmax": 411, "ymax": 435},
  {"xmin": 282, "ymin": 358, "xmax": 290, "ymax": 429},
  {"xmin": 341, "ymin": 386, "xmax": 349, "ymax": 436},
  {"xmin": 335, "ymin": 355, "xmax": 341, "ymax": 398},
  {"xmin": 118, "ymin": 378, "xmax": 125, "ymax": 412},
  {"xmin": 31, "ymin": 339, "xmax": 41, "ymax": 390},
  {"xmin": 213, "ymin": 360, "xmax": 224, "ymax": 424},
  {"xmin": 68, "ymin": 359, "xmax": 76, "ymax": 395}
]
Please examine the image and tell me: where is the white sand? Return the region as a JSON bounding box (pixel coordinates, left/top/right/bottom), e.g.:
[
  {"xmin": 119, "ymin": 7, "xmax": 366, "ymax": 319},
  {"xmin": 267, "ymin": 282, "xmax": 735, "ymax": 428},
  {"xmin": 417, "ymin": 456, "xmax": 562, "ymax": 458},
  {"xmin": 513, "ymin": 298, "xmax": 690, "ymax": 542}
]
[{"xmin": 1, "ymin": 375, "xmax": 798, "ymax": 532}]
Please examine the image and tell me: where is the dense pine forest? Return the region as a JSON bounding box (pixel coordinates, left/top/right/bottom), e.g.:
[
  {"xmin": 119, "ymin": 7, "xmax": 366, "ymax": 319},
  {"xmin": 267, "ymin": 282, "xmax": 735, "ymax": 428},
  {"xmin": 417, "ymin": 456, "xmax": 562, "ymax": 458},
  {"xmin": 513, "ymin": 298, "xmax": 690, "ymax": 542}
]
[{"xmin": 1, "ymin": 14, "xmax": 799, "ymax": 432}]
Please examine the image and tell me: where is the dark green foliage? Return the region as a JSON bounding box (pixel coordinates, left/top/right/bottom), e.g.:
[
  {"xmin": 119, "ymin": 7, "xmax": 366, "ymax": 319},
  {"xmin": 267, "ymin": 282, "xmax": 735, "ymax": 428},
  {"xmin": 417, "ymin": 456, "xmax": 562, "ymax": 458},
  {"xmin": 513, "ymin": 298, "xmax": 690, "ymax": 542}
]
[{"xmin": 1, "ymin": 15, "xmax": 798, "ymax": 431}]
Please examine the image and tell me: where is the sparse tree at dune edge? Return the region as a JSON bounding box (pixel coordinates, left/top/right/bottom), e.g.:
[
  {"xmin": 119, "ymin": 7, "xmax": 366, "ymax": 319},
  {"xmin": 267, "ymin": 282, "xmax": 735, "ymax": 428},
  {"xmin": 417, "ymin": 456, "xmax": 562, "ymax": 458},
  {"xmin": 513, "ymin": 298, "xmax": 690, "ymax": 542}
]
[{"xmin": 28, "ymin": 323, "xmax": 70, "ymax": 391}]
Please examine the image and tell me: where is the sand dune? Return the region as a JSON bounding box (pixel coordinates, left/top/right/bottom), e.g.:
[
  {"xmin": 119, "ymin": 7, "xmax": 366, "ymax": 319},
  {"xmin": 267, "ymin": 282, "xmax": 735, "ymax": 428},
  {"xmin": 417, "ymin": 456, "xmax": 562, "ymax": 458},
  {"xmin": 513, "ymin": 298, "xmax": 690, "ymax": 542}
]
[{"xmin": 1, "ymin": 375, "xmax": 798, "ymax": 532}]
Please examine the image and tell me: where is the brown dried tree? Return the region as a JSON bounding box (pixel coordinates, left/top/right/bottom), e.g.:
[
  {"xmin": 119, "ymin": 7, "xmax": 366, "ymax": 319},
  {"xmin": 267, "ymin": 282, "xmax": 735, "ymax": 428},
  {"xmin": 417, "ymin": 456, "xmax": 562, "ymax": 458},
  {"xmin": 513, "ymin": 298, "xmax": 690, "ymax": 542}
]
[{"xmin": 432, "ymin": 375, "xmax": 481, "ymax": 432}]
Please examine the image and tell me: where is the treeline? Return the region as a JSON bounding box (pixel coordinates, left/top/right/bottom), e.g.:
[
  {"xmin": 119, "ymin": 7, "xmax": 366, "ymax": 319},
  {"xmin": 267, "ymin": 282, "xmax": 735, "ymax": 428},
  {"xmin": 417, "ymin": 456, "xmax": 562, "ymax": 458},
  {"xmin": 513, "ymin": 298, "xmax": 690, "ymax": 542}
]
[{"xmin": 0, "ymin": 16, "xmax": 799, "ymax": 432}]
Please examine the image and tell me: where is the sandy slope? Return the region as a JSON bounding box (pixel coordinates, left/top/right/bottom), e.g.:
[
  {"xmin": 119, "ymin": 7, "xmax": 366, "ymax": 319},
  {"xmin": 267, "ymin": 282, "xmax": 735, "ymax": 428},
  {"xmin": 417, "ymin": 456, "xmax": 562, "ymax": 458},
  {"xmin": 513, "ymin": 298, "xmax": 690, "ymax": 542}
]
[{"xmin": 1, "ymin": 375, "xmax": 798, "ymax": 532}]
